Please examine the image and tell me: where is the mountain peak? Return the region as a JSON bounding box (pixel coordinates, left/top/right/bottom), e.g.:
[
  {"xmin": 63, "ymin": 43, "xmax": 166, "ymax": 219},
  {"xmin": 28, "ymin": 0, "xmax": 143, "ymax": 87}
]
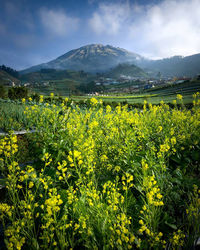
[{"xmin": 21, "ymin": 44, "xmax": 143, "ymax": 74}]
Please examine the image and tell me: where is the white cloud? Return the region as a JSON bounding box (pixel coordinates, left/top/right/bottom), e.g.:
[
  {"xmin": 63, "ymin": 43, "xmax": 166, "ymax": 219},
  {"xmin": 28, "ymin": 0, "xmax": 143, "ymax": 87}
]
[
  {"xmin": 89, "ymin": 0, "xmax": 200, "ymax": 58},
  {"xmin": 89, "ymin": 2, "xmax": 130, "ymax": 35},
  {"xmin": 39, "ymin": 8, "xmax": 79, "ymax": 36},
  {"xmin": 129, "ymin": 0, "xmax": 200, "ymax": 58}
]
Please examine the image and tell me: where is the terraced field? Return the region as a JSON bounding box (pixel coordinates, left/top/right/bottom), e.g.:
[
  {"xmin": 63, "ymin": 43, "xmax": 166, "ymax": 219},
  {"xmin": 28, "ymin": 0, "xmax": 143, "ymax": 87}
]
[{"xmin": 72, "ymin": 81, "xmax": 200, "ymax": 105}]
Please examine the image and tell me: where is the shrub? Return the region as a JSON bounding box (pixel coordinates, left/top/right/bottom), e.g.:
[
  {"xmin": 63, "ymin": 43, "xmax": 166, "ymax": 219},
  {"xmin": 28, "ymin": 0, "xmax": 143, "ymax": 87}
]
[{"xmin": 8, "ymin": 86, "xmax": 28, "ymax": 100}]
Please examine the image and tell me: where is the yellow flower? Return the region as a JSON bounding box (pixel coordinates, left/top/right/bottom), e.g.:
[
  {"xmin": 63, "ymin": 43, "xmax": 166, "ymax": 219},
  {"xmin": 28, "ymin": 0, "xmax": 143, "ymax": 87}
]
[
  {"xmin": 177, "ymin": 94, "xmax": 183, "ymax": 100},
  {"xmin": 117, "ymin": 239, "xmax": 122, "ymax": 245},
  {"xmin": 139, "ymin": 219, "xmax": 144, "ymax": 225},
  {"xmin": 39, "ymin": 95, "xmax": 44, "ymax": 103},
  {"xmin": 90, "ymin": 97, "xmax": 98, "ymax": 106},
  {"xmin": 172, "ymin": 99, "xmax": 177, "ymax": 105},
  {"xmin": 29, "ymin": 181, "xmax": 34, "ymax": 189}
]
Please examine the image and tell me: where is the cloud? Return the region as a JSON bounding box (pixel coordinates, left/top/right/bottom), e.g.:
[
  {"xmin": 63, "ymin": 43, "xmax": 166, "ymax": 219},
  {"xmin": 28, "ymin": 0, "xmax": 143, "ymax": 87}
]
[
  {"xmin": 39, "ymin": 8, "xmax": 79, "ymax": 37},
  {"xmin": 89, "ymin": 0, "xmax": 200, "ymax": 58},
  {"xmin": 88, "ymin": 2, "xmax": 131, "ymax": 35},
  {"xmin": 129, "ymin": 0, "xmax": 200, "ymax": 58}
]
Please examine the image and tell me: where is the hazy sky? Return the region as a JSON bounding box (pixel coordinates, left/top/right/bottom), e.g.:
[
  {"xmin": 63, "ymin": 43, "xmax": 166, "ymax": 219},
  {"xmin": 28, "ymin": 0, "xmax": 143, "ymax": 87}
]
[{"xmin": 0, "ymin": 0, "xmax": 200, "ymax": 70}]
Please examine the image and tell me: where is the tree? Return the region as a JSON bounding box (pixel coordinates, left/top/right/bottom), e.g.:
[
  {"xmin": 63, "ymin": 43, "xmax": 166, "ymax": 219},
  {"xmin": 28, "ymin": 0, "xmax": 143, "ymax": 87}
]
[
  {"xmin": 0, "ymin": 65, "xmax": 19, "ymax": 78},
  {"xmin": 78, "ymin": 81, "xmax": 105, "ymax": 94},
  {"xmin": 8, "ymin": 87, "xmax": 28, "ymax": 100}
]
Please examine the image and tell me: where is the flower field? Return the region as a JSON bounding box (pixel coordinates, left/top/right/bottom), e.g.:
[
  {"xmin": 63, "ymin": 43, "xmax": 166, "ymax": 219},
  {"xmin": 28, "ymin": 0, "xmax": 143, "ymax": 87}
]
[{"xmin": 0, "ymin": 94, "xmax": 200, "ymax": 249}]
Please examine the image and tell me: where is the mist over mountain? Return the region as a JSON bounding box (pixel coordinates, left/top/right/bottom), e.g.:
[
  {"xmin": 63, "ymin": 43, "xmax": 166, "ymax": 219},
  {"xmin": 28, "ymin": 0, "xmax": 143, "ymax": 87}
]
[{"xmin": 20, "ymin": 44, "xmax": 200, "ymax": 77}]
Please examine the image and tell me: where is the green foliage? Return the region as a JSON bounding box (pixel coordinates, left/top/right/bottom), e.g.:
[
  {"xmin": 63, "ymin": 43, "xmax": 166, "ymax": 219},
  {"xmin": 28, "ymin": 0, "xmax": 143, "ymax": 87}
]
[
  {"xmin": 8, "ymin": 86, "xmax": 28, "ymax": 100},
  {"xmin": 78, "ymin": 81, "xmax": 105, "ymax": 93},
  {"xmin": 0, "ymin": 85, "xmax": 6, "ymax": 98},
  {"xmin": 30, "ymin": 93, "xmax": 40, "ymax": 102},
  {"xmin": 20, "ymin": 69, "xmax": 93, "ymax": 83},
  {"xmin": 106, "ymin": 63, "xmax": 147, "ymax": 78},
  {"xmin": 0, "ymin": 101, "xmax": 32, "ymax": 132},
  {"xmin": 0, "ymin": 65, "xmax": 19, "ymax": 78}
]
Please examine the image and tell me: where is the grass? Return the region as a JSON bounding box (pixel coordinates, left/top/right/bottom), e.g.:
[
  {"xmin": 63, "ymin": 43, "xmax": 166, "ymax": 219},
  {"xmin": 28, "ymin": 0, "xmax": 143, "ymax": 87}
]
[{"xmin": 0, "ymin": 100, "xmax": 31, "ymax": 132}]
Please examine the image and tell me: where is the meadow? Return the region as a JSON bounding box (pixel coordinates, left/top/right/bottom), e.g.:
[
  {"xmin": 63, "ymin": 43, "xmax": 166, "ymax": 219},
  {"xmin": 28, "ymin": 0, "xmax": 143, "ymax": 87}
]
[{"xmin": 0, "ymin": 93, "xmax": 200, "ymax": 249}]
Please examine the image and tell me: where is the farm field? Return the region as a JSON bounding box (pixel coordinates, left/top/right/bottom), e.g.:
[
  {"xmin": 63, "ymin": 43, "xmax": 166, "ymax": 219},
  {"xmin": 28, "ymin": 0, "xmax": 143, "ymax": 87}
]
[
  {"xmin": 0, "ymin": 100, "xmax": 31, "ymax": 133},
  {"xmin": 0, "ymin": 94, "xmax": 200, "ymax": 249},
  {"xmin": 28, "ymin": 79, "xmax": 79, "ymax": 96},
  {"xmin": 71, "ymin": 81, "xmax": 200, "ymax": 105},
  {"xmin": 72, "ymin": 93, "xmax": 193, "ymax": 105},
  {"xmin": 0, "ymin": 84, "xmax": 197, "ymax": 133}
]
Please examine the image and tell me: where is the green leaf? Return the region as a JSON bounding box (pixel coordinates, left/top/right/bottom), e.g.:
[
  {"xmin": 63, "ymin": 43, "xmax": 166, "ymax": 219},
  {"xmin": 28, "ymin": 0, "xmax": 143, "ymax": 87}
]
[
  {"xmin": 0, "ymin": 178, "xmax": 6, "ymax": 187},
  {"xmin": 165, "ymin": 221, "xmax": 177, "ymax": 230},
  {"xmin": 192, "ymin": 151, "xmax": 200, "ymax": 161}
]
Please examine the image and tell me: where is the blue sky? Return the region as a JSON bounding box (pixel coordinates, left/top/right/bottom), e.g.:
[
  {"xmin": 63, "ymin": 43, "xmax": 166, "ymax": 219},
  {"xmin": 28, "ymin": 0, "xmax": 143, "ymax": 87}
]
[{"xmin": 0, "ymin": 0, "xmax": 200, "ymax": 70}]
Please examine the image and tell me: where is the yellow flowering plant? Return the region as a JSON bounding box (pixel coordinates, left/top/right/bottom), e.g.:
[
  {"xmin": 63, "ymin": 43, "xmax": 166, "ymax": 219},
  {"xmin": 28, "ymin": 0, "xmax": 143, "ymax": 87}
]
[{"xmin": 0, "ymin": 94, "xmax": 200, "ymax": 249}]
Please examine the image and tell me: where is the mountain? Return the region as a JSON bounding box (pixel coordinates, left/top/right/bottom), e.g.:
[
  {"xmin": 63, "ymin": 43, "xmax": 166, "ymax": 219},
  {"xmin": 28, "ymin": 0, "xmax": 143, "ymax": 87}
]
[
  {"xmin": 0, "ymin": 70, "xmax": 20, "ymax": 86},
  {"xmin": 20, "ymin": 44, "xmax": 143, "ymax": 74},
  {"xmin": 138, "ymin": 54, "xmax": 200, "ymax": 77},
  {"xmin": 105, "ymin": 63, "xmax": 148, "ymax": 78},
  {"xmin": 20, "ymin": 44, "xmax": 200, "ymax": 77}
]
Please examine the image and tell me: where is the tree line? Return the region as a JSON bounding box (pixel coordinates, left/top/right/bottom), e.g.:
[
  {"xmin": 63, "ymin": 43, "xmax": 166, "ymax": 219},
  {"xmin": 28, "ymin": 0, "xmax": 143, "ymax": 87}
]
[{"xmin": 0, "ymin": 65, "xmax": 19, "ymax": 78}]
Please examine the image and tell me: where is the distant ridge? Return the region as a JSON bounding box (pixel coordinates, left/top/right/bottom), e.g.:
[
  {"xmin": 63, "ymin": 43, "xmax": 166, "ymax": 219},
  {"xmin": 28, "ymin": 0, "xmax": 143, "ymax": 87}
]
[{"xmin": 138, "ymin": 54, "xmax": 200, "ymax": 77}]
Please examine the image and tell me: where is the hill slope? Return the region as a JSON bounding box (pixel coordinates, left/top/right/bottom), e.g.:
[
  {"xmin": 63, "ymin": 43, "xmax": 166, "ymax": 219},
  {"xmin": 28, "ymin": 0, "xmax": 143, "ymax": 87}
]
[
  {"xmin": 106, "ymin": 63, "xmax": 148, "ymax": 78},
  {"xmin": 20, "ymin": 44, "xmax": 143, "ymax": 74},
  {"xmin": 0, "ymin": 70, "xmax": 20, "ymax": 85},
  {"xmin": 20, "ymin": 68, "xmax": 94, "ymax": 83},
  {"xmin": 139, "ymin": 54, "xmax": 200, "ymax": 77}
]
